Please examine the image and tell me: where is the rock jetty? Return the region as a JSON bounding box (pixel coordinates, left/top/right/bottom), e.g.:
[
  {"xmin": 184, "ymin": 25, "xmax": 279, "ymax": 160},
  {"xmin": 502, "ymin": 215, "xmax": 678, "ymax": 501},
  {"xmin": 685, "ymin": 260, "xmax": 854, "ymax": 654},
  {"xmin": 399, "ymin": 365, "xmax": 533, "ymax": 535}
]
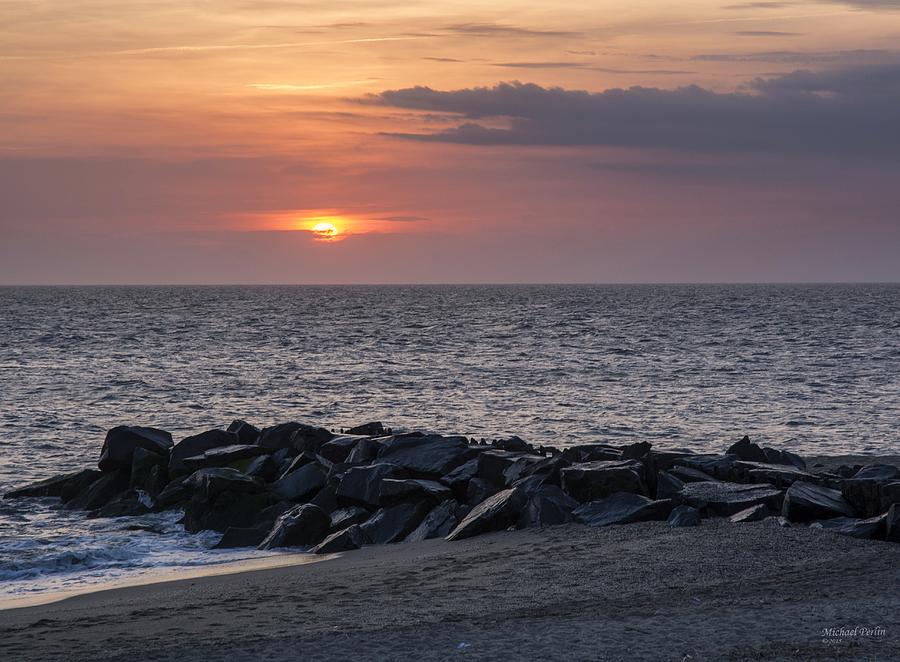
[{"xmin": 6, "ymin": 426, "xmax": 900, "ymax": 551}]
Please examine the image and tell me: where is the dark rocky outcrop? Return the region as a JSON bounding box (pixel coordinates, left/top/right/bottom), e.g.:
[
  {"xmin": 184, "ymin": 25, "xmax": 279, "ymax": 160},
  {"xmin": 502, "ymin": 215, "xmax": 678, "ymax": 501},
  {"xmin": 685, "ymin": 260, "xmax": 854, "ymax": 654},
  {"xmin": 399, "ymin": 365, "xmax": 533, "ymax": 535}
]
[
  {"xmin": 329, "ymin": 506, "xmax": 371, "ymax": 532},
  {"xmin": 227, "ymin": 419, "xmax": 261, "ymax": 445},
  {"xmin": 169, "ymin": 430, "xmax": 239, "ymax": 477},
  {"xmin": 404, "ymin": 500, "xmax": 461, "ymax": 542},
  {"xmin": 346, "ymin": 422, "xmax": 385, "ymax": 437},
  {"xmin": 446, "ymin": 488, "xmax": 526, "ymax": 541},
  {"xmin": 377, "ymin": 434, "xmax": 473, "ymax": 476},
  {"xmin": 258, "ymin": 504, "xmax": 331, "ymax": 549},
  {"xmin": 4, "ymin": 469, "xmax": 101, "ymax": 500},
  {"xmin": 312, "ymin": 524, "xmax": 368, "ymax": 554},
  {"xmin": 560, "ymin": 460, "xmax": 647, "ymax": 502},
  {"xmin": 214, "ymin": 526, "xmax": 268, "ymax": 549},
  {"xmin": 655, "ymin": 471, "xmax": 685, "ymax": 501},
  {"xmin": 441, "ymin": 458, "xmax": 479, "ymax": 498},
  {"xmin": 245, "ymin": 454, "xmax": 279, "ymax": 482},
  {"xmin": 841, "ymin": 465, "xmax": 900, "ymax": 517},
  {"xmin": 346, "ymin": 438, "xmax": 381, "ymax": 465},
  {"xmin": 679, "ymin": 481, "xmax": 783, "ymax": 517},
  {"xmin": 184, "ymin": 490, "xmax": 276, "ymax": 533},
  {"xmin": 669, "ymin": 465, "xmax": 718, "ymax": 484},
  {"xmin": 673, "ymin": 454, "xmax": 737, "ymax": 481},
  {"xmin": 762, "ymin": 447, "xmax": 807, "ymax": 470},
  {"xmin": 466, "ymin": 477, "xmax": 500, "ymax": 507},
  {"xmin": 270, "ymin": 463, "xmax": 327, "ymax": 502},
  {"xmin": 726, "ymin": 436, "xmax": 768, "ymax": 463},
  {"xmin": 621, "ymin": 441, "xmax": 652, "ymax": 460},
  {"xmin": 130, "ymin": 447, "xmax": 168, "ymax": 499},
  {"xmin": 810, "ymin": 515, "xmax": 884, "ymax": 539},
  {"xmin": 182, "ymin": 444, "xmax": 269, "ymax": 472},
  {"xmin": 491, "ymin": 436, "xmax": 532, "ymax": 453},
  {"xmin": 336, "ymin": 463, "xmax": 407, "ymax": 507},
  {"xmin": 318, "ymin": 436, "xmax": 365, "ymax": 464},
  {"xmin": 154, "ymin": 476, "xmax": 192, "ymax": 511},
  {"xmin": 667, "ymin": 505, "xmax": 701, "ymax": 527},
  {"xmin": 184, "ymin": 467, "xmax": 265, "ymax": 502},
  {"xmin": 517, "ymin": 485, "xmax": 578, "ymax": 528},
  {"xmin": 66, "ymin": 472, "xmax": 129, "ymax": 511},
  {"xmin": 783, "ymin": 481, "xmax": 855, "ymax": 522},
  {"xmin": 94, "ymin": 490, "xmax": 151, "ymax": 518},
  {"xmin": 885, "ymin": 504, "xmax": 900, "ymax": 543},
  {"xmin": 360, "ymin": 501, "xmax": 431, "ymax": 544},
  {"xmin": 98, "ymin": 426, "xmax": 173, "ymax": 473},
  {"xmin": 729, "ymin": 503, "xmax": 771, "ymax": 523},
  {"xmin": 574, "ymin": 493, "xmax": 672, "ymax": 528},
  {"xmin": 560, "ymin": 444, "xmax": 622, "ymax": 464},
  {"xmin": 731, "ymin": 461, "xmax": 815, "ymax": 488}
]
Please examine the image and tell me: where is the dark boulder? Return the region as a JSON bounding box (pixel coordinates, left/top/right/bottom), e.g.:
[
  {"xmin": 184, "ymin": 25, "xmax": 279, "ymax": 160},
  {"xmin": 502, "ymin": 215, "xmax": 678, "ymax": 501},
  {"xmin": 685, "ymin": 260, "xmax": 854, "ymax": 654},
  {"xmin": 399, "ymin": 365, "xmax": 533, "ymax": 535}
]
[
  {"xmin": 851, "ymin": 464, "xmax": 899, "ymax": 481},
  {"xmin": 644, "ymin": 450, "xmax": 697, "ymax": 476},
  {"xmin": 783, "ymin": 481, "xmax": 855, "ymax": 522},
  {"xmin": 669, "ymin": 465, "xmax": 719, "ymax": 484},
  {"xmin": 214, "ymin": 526, "xmax": 268, "ymax": 549},
  {"xmin": 517, "ymin": 485, "xmax": 578, "ymax": 528},
  {"xmin": 184, "ymin": 467, "xmax": 265, "ymax": 502},
  {"xmin": 318, "ymin": 436, "xmax": 365, "ymax": 464},
  {"xmin": 762, "ymin": 447, "xmax": 807, "ymax": 470},
  {"xmin": 377, "ymin": 433, "xmax": 473, "ymax": 476},
  {"xmin": 130, "ymin": 447, "xmax": 168, "ymax": 498},
  {"xmin": 446, "ymin": 488, "xmax": 526, "ymax": 541},
  {"xmin": 312, "ymin": 524, "xmax": 368, "ymax": 554},
  {"xmin": 245, "ymin": 454, "xmax": 278, "ymax": 482},
  {"xmin": 667, "ymin": 505, "xmax": 701, "ymax": 527},
  {"xmin": 258, "ymin": 504, "xmax": 331, "ymax": 549},
  {"xmin": 405, "ymin": 500, "xmax": 461, "ymax": 542},
  {"xmin": 360, "ymin": 501, "xmax": 431, "ymax": 544},
  {"xmin": 169, "ymin": 429, "xmax": 238, "ymax": 477},
  {"xmin": 655, "ymin": 471, "xmax": 685, "ymax": 501},
  {"xmin": 621, "ymin": 441, "xmax": 652, "ymax": 460},
  {"xmin": 271, "ymin": 463, "xmax": 326, "ymax": 502},
  {"xmin": 560, "ymin": 444, "xmax": 622, "ymax": 464},
  {"xmin": 379, "ymin": 478, "xmax": 452, "ymax": 505},
  {"xmin": 441, "ymin": 458, "xmax": 480, "ymax": 499},
  {"xmin": 227, "ymin": 419, "xmax": 261, "ymax": 445},
  {"xmin": 329, "ymin": 505, "xmax": 371, "ymax": 532},
  {"xmin": 336, "ymin": 463, "xmax": 407, "ymax": 507},
  {"xmin": 879, "ymin": 481, "xmax": 900, "ymax": 513},
  {"xmin": 290, "ymin": 423, "xmax": 335, "ymax": 454},
  {"xmin": 257, "ymin": 422, "xmax": 331, "ymax": 453},
  {"xmin": 310, "ymin": 484, "xmax": 339, "ymax": 514},
  {"xmin": 4, "ymin": 469, "xmax": 100, "ymax": 500},
  {"xmin": 726, "ymin": 436, "xmax": 768, "ymax": 463},
  {"xmin": 673, "ymin": 454, "xmax": 737, "ymax": 481},
  {"xmin": 182, "ymin": 444, "xmax": 268, "ymax": 472},
  {"xmin": 811, "ymin": 515, "xmax": 884, "ymax": 540},
  {"xmin": 680, "ymin": 481, "xmax": 783, "ymax": 517},
  {"xmin": 98, "ymin": 426, "xmax": 173, "ymax": 473},
  {"xmin": 154, "ymin": 476, "xmax": 191, "ymax": 511},
  {"xmin": 184, "ymin": 491, "xmax": 276, "ymax": 533},
  {"xmin": 346, "ymin": 438, "xmax": 381, "ymax": 465},
  {"xmin": 560, "ymin": 460, "xmax": 647, "ymax": 502},
  {"xmin": 574, "ymin": 493, "xmax": 673, "ymax": 528},
  {"xmin": 729, "ymin": 503, "xmax": 771, "ymax": 523},
  {"xmin": 732, "ymin": 461, "xmax": 816, "ymax": 488},
  {"xmin": 516, "ymin": 454, "xmax": 572, "ymax": 486},
  {"xmin": 94, "ymin": 490, "xmax": 151, "ymax": 518},
  {"xmin": 66, "ymin": 472, "xmax": 129, "ymax": 511},
  {"xmin": 491, "ymin": 436, "xmax": 532, "ymax": 453},
  {"xmin": 466, "ymin": 477, "xmax": 500, "ymax": 507},
  {"xmin": 842, "ymin": 466, "xmax": 900, "ymax": 517},
  {"xmin": 346, "ymin": 421, "xmax": 386, "ymax": 437}
]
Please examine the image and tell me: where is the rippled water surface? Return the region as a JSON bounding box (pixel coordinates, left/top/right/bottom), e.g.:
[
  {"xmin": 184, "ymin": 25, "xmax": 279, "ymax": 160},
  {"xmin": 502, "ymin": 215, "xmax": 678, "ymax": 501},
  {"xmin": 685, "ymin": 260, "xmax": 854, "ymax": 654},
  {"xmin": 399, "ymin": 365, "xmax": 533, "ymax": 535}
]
[{"xmin": 1, "ymin": 284, "xmax": 898, "ymax": 597}]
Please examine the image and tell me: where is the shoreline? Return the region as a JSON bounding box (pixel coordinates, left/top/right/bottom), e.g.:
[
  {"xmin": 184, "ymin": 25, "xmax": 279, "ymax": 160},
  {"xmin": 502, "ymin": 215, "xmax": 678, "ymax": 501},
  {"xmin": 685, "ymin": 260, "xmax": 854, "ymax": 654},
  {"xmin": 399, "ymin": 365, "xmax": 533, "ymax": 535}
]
[{"xmin": 1, "ymin": 519, "xmax": 897, "ymax": 661}]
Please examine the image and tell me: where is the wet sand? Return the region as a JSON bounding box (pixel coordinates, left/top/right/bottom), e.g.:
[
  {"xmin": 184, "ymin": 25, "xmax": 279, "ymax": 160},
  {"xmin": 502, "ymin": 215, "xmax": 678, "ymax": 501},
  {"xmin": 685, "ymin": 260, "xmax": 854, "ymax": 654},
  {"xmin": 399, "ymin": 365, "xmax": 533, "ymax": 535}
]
[{"xmin": 2, "ymin": 517, "xmax": 898, "ymax": 662}]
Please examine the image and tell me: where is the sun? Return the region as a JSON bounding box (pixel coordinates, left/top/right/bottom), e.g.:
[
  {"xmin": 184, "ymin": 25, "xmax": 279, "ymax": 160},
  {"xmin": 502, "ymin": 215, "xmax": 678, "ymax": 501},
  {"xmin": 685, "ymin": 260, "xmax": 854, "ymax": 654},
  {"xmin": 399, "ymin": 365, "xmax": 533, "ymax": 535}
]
[{"xmin": 310, "ymin": 221, "xmax": 338, "ymax": 240}]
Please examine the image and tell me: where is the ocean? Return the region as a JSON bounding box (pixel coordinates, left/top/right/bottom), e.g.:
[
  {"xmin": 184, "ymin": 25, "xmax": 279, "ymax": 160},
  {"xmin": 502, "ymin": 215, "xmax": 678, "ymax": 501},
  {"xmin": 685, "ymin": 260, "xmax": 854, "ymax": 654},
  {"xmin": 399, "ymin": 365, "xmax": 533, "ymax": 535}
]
[{"xmin": 1, "ymin": 284, "xmax": 898, "ymax": 600}]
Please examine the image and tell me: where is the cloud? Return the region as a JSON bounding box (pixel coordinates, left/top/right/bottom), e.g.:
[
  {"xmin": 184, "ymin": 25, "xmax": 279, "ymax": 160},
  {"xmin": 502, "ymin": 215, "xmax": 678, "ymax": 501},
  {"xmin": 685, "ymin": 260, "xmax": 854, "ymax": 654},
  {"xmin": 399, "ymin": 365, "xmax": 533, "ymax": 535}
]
[
  {"xmin": 492, "ymin": 61, "xmax": 692, "ymax": 74},
  {"xmin": 365, "ymin": 65, "xmax": 900, "ymax": 158},
  {"xmin": 441, "ymin": 23, "xmax": 579, "ymax": 38},
  {"xmin": 733, "ymin": 31, "xmax": 802, "ymax": 36},
  {"xmin": 692, "ymin": 49, "xmax": 900, "ymax": 63}
]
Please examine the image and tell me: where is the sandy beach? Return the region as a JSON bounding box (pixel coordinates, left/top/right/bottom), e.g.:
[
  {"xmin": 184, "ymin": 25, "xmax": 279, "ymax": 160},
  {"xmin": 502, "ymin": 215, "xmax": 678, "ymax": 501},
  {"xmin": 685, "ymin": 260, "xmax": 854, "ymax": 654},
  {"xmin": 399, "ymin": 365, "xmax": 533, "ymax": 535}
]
[{"xmin": 2, "ymin": 513, "xmax": 898, "ymax": 662}]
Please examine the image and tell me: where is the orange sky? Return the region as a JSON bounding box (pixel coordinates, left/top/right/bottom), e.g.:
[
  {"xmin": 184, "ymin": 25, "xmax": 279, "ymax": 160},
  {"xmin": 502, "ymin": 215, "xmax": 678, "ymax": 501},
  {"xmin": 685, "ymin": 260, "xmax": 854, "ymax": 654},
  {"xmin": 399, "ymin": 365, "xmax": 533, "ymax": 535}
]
[{"xmin": 2, "ymin": 1, "xmax": 899, "ymax": 282}]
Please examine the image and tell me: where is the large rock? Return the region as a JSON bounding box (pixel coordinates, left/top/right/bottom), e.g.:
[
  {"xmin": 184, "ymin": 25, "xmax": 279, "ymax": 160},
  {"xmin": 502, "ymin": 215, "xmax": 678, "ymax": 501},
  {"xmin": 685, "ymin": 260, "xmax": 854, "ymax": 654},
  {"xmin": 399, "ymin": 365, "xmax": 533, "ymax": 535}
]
[
  {"xmin": 667, "ymin": 505, "xmax": 701, "ymax": 527},
  {"xmin": 130, "ymin": 447, "xmax": 168, "ymax": 498},
  {"xmin": 346, "ymin": 421, "xmax": 385, "ymax": 437},
  {"xmin": 258, "ymin": 504, "xmax": 330, "ymax": 549},
  {"xmin": 885, "ymin": 504, "xmax": 900, "ymax": 543},
  {"xmin": 271, "ymin": 463, "xmax": 326, "ymax": 502},
  {"xmin": 214, "ymin": 526, "xmax": 268, "ymax": 549},
  {"xmin": 360, "ymin": 501, "xmax": 431, "ymax": 544},
  {"xmin": 561, "ymin": 444, "xmax": 622, "ymax": 464},
  {"xmin": 312, "ymin": 524, "xmax": 368, "ymax": 554},
  {"xmin": 346, "ymin": 438, "xmax": 381, "ymax": 465},
  {"xmin": 446, "ymin": 488, "xmax": 526, "ymax": 541},
  {"xmin": 169, "ymin": 430, "xmax": 238, "ymax": 476},
  {"xmin": 4, "ymin": 469, "xmax": 101, "ymax": 500},
  {"xmin": 516, "ymin": 455, "xmax": 572, "ymax": 486},
  {"xmin": 329, "ymin": 505, "xmax": 371, "ymax": 532},
  {"xmin": 154, "ymin": 476, "xmax": 191, "ymax": 511},
  {"xmin": 256, "ymin": 422, "xmax": 331, "ymax": 453},
  {"xmin": 762, "ymin": 447, "xmax": 807, "ymax": 470},
  {"xmin": 810, "ymin": 516, "xmax": 884, "ymax": 540},
  {"xmin": 491, "ymin": 436, "xmax": 532, "ymax": 453},
  {"xmin": 673, "ymin": 454, "xmax": 737, "ymax": 481},
  {"xmin": 726, "ymin": 436, "xmax": 768, "ymax": 463},
  {"xmin": 669, "ymin": 465, "xmax": 717, "ymax": 484},
  {"xmin": 245, "ymin": 454, "xmax": 279, "ymax": 482},
  {"xmin": 560, "ymin": 460, "xmax": 647, "ymax": 502},
  {"xmin": 574, "ymin": 493, "xmax": 673, "ymax": 527},
  {"xmin": 98, "ymin": 426, "xmax": 173, "ymax": 472},
  {"xmin": 227, "ymin": 419, "xmax": 261, "ymax": 445},
  {"xmin": 182, "ymin": 444, "xmax": 268, "ymax": 472},
  {"xmin": 336, "ymin": 463, "xmax": 407, "ymax": 507},
  {"xmin": 318, "ymin": 436, "xmax": 365, "ymax": 464},
  {"xmin": 441, "ymin": 458, "xmax": 479, "ymax": 498},
  {"xmin": 517, "ymin": 485, "xmax": 578, "ymax": 528},
  {"xmin": 842, "ymin": 465, "xmax": 900, "ymax": 517},
  {"xmin": 466, "ymin": 477, "xmax": 500, "ymax": 506},
  {"xmin": 379, "ymin": 478, "xmax": 452, "ymax": 505},
  {"xmin": 94, "ymin": 491, "xmax": 151, "ymax": 518},
  {"xmin": 183, "ymin": 490, "xmax": 276, "ymax": 533},
  {"xmin": 66, "ymin": 472, "xmax": 129, "ymax": 511},
  {"xmin": 184, "ymin": 467, "xmax": 265, "ymax": 502},
  {"xmin": 405, "ymin": 500, "xmax": 461, "ymax": 542},
  {"xmin": 782, "ymin": 481, "xmax": 855, "ymax": 522},
  {"xmin": 679, "ymin": 481, "xmax": 783, "ymax": 517},
  {"xmin": 655, "ymin": 471, "xmax": 685, "ymax": 501},
  {"xmin": 377, "ymin": 434, "xmax": 473, "ymax": 476},
  {"xmin": 731, "ymin": 461, "xmax": 816, "ymax": 488}
]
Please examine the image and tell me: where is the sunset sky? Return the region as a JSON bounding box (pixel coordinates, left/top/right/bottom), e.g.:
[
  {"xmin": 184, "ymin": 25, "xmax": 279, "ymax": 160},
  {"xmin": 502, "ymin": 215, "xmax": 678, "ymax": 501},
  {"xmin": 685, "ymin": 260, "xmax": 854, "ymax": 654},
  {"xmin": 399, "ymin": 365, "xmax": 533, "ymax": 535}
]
[{"xmin": 2, "ymin": 0, "xmax": 899, "ymax": 283}]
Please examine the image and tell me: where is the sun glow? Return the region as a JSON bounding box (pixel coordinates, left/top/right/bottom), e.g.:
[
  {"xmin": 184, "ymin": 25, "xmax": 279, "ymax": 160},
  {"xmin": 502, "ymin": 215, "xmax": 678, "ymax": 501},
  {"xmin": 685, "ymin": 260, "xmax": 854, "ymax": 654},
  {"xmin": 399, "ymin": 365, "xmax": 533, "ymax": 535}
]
[{"xmin": 309, "ymin": 220, "xmax": 339, "ymax": 240}]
